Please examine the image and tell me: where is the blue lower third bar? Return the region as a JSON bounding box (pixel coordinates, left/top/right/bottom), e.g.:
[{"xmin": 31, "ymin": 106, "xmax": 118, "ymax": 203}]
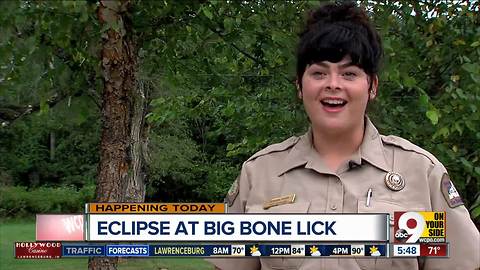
[
  {"xmin": 150, "ymin": 245, "xmax": 231, "ymax": 256},
  {"xmin": 63, "ymin": 244, "xmax": 105, "ymax": 257},
  {"xmin": 106, "ymin": 244, "xmax": 149, "ymax": 257}
]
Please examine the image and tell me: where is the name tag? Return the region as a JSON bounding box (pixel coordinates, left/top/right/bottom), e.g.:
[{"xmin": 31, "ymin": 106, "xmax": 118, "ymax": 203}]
[{"xmin": 263, "ymin": 194, "xmax": 296, "ymax": 210}]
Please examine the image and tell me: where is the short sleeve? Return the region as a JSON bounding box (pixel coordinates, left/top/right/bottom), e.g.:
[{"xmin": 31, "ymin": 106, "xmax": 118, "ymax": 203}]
[
  {"xmin": 423, "ymin": 163, "xmax": 480, "ymax": 270},
  {"xmin": 205, "ymin": 163, "xmax": 261, "ymax": 270}
]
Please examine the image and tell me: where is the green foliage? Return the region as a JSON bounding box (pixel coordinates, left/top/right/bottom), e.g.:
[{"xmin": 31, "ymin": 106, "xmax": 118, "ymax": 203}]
[
  {"xmin": 0, "ymin": 1, "xmax": 100, "ymax": 107},
  {"xmin": 0, "ymin": 185, "xmax": 95, "ymax": 218},
  {"xmin": 0, "ymin": 97, "xmax": 100, "ymax": 187},
  {"xmin": 141, "ymin": 1, "xmax": 310, "ymax": 202},
  {"xmin": 0, "ymin": 0, "xmax": 101, "ymax": 190},
  {"xmin": 367, "ymin": 1, "xmax": 480, "ymax": 218}
]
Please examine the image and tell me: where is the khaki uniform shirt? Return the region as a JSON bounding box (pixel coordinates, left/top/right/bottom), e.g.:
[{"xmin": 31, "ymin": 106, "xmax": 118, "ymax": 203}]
[{"xmin": 207, "ymin": 118, "xmax": 480, "ymax": 270}]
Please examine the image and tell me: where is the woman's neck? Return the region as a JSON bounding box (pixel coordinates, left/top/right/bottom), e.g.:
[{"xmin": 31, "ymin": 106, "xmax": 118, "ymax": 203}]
[{"xmin": 311, "ymin": 120, "xmax": 365, "ymax": 171}]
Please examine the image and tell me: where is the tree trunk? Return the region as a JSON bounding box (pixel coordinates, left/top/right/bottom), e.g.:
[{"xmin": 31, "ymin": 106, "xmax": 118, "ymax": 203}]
[
  {"xmin": 50, "ymin": 131, "xmax": 55, "ymax": 160},
  {"xmin": 125, "ymin": 79, "xmax": 148, "ymax": 202},
  {"xmin": 88, "ymin": 1, "xmax": 147, "ymax": 269}
]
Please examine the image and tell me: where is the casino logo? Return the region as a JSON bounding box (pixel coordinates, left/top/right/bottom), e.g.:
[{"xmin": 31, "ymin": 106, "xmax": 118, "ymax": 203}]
[{"xmin": 15, "ymin": 242, "xmax": 62, "ymax": 259}]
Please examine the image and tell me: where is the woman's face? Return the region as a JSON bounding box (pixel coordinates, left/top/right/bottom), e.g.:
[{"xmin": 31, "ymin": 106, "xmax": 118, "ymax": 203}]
[{"xmin": 299, "ymin": 55, "xmax": 377, "ymax": 134}]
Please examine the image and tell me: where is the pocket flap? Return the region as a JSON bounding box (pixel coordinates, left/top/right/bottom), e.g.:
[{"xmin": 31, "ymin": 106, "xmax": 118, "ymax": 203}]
[
  {"xmin": 246, "ymin": 201, "xmax": 310, "ymax": 213},
  {"xmin": 358, "ymin": 199, "xmax": 424, "ymax": 226}
]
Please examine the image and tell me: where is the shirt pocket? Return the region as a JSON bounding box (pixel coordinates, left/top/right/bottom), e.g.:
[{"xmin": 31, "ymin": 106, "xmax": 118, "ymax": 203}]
[
  {"xmin": 247, "ymin": 202, "xmax": 310, "ymax": 270},
  {"xmin": 356, "ymin": 199, "xmax": 423, "ymax": 270}
]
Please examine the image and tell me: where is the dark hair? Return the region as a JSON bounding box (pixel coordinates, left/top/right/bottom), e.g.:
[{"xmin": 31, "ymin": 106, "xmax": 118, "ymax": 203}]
[{"xmin": 296, "ymin": 2, "xmax": 383, "ymax": 86}]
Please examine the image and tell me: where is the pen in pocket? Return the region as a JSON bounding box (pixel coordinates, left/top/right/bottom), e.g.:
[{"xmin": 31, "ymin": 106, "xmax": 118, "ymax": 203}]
[{"xmin": 366, "ymin": 188, "xmax": 373, "ymax": 207}]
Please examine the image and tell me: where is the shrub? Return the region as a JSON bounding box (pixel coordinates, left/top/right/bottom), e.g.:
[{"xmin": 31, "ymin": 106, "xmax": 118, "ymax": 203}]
[{"xmin": 0, "ymin": 185, "xmax": 95, "ymax": 218}]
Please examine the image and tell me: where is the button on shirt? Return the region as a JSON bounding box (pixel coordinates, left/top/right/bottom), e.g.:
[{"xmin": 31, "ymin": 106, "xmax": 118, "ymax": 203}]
[{"xmin": 207, "ymin": 118, "xmax": 480, "ymax": 270}]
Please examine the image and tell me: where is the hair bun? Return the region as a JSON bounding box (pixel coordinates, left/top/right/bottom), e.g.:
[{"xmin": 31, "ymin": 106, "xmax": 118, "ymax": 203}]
[
  {"xmin": 296, "ymin": 2, "xmax": 383, "ymax": 83},
  {"xmin": 305, "ymin": 2, "xmax": 370, "ymax": 34}
]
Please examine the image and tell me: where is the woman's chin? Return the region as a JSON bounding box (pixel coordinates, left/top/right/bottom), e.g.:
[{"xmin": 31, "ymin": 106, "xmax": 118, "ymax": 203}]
[
  {"xmin": 312, "ymin": 118, "xmax": 363, "ymax": 136},
  {"xmin": 313, "ymin": 118, "xmax": 348, "ymax": 132}
]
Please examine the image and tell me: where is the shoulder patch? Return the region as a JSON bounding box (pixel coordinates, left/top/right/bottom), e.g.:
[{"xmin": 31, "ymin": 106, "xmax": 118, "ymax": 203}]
[
  {"xmin": 440, "ymin": 173, "xmax": 463, "ymax": 208},
  {"xmin": 381, "ymin": 135, "xmax": 439, "ymax": 164},
  {"xmin": 246, "ymin": 136, "xmax": 300, "ymax": 162},
  {"xmin": 225, "ymin": 179, "xmax": 239, "ymax": 207}
]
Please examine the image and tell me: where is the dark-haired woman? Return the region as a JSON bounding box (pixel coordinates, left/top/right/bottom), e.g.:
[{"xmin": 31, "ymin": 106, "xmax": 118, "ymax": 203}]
[{"xmin": 208, "ymin": 2, "xmax": 479, "ymax": 270}]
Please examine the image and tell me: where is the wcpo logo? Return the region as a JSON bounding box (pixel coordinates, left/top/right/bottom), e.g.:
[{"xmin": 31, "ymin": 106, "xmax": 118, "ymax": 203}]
[{"xmin": 393, "ymin": 212, "xmax": 446, "ymax": 243}]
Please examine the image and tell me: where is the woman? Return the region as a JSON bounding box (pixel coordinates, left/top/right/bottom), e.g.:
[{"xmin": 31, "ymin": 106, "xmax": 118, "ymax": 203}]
[{"xmin": 208, "ymin": 2, "xmax": 479, "ymax": 270}]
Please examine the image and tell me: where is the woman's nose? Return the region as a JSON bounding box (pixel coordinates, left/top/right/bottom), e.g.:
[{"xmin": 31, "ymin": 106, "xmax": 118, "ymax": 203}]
[{"xmin": 325, "ymin": 73, "xmax": 341, "ymax": 91}]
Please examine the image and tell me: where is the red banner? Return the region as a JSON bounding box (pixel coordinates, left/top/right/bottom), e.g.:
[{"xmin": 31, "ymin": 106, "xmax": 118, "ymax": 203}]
[
  {"xmin": 15, "ymin": 242, "xmax": 62, "ymax": 259},
  {"xmin": 36, "ymin": 214, "xmax": 84, "ymax": 241}
]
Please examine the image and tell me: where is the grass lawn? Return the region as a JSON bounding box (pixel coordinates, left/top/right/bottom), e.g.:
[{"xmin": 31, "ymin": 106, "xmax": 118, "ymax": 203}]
[{"xmin": 0, "ymin": 220, "xmax": 213, "ymax": 270}]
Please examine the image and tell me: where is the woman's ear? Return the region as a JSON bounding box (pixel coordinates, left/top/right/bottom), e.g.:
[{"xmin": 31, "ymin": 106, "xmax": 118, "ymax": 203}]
[
  {"xmin": 369, "ymin": 75, "xmax": 379, "ymax": 100},
  {"xmin": 296, "ymin": 81, "xmax": 302, "ymax": 99}
]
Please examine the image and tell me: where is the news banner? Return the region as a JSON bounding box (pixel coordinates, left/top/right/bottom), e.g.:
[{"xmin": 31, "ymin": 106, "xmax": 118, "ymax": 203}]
[{"xmin": 15, "ymin": 203, "xmax": 448, "ymax": 259}]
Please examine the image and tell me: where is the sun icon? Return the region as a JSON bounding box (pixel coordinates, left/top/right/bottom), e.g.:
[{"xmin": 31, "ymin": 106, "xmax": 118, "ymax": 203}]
[
  {"xmin": 250, "ymin": 245, "xmax": 261, "ymax": 256},
  {"xmin": 309, "ymin": 246, "xmax": 321, "ymax": 256},
  {"xmin": 369, "ymin": 246, "xmax": 381, "ymax": 256}
]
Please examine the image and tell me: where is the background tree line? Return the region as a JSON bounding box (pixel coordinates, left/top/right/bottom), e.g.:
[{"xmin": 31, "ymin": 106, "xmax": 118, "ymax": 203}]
[{"xmin": 1, "ymin": 0, "xmax": 479, "ymax": 222}]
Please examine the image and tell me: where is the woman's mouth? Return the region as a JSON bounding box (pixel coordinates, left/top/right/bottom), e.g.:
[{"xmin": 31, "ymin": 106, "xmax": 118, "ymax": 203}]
[{"xmin": 320, "ymin": 98, "xmax": 347, "ymax": 111}]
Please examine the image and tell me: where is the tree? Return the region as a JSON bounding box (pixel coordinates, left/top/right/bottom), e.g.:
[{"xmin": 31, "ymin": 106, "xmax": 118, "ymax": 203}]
[{"xmin": 87, "ymin": 1, "xmax": 147, "ymax": 269}]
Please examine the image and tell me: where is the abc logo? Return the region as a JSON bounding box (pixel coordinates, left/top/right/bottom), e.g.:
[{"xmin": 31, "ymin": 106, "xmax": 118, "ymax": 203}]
[
  {"xmin": 396, "ymin": 212, "xmax": 425, "ymax": 243},
  {"xmin": 394, "ymin": 229, "xmax": 409, "ymax": 242}
]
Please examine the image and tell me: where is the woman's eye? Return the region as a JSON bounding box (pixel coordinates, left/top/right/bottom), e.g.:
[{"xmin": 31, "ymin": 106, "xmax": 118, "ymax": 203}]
[
  {"xmin": 312, "ymin": 71, "xmax": 326, "ymax": 77},
  {"xmin": 343, "ymin": 72, "xmax": 357, "ymax": 79}
]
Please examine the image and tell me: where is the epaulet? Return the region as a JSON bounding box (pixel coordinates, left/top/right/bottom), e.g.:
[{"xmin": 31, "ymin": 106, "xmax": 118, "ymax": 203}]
[
  {"xmin": 380, "ymin": 135, "xmax": 441, "ymax": 165},
  {"xmin": 246, "ymin": 136, "xmax": 300, "ymax": 162}
]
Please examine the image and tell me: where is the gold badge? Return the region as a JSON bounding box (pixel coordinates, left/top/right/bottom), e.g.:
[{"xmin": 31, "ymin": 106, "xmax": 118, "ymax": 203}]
[
  {"xmin": 384, "ymin": 172, "xmax": 405, "ymax": 191},
  {"xmin": 263, "ymin": 194, "xmax": 296, "ymax": 210}
]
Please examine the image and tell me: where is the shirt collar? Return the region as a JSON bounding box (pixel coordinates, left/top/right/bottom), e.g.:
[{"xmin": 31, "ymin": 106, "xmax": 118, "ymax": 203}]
[
  {"xmin": 277, "ymin": 117, "xmax": 390, "ymax": 176},
  {"xmin": 276, "ymin": 129, "xmax": 311, "ymax": 176},
  {"xmin": 360, "ymin": 117, "xmax": 390, "ymax": 172}
]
